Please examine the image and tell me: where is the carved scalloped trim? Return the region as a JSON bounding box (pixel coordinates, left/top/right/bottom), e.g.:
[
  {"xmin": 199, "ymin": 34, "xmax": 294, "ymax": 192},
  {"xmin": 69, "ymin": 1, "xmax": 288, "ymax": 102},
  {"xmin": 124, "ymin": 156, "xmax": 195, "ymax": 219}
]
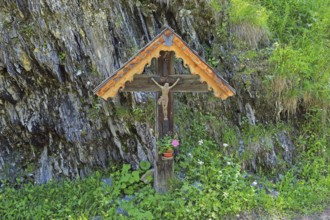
[
  {"xmin": 171, "ymin": 41, "xmax": 230, "ymax": 99},
  {"xmin": 100, "ymin": 44, "xmax": 173, "ymax": 99}
]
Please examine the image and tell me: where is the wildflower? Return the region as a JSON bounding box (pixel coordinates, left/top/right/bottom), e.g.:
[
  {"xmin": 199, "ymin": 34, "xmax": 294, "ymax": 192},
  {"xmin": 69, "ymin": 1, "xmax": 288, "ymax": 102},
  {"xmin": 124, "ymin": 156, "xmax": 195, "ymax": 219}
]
[
  {"xmin": 188, "ymin": 153, "xmax": 192, "ymax": 158},
  {"xmin": 198, "ymin": 139, "xmax": 203, "ymax": 145},
  {"xmin": 171, "ymin": 139, "xmax": 180, "ymax": 147},
  {"xmin": 223, "ymin": 143, "xmax": 229, "ymax": 147},
  {"xmin": 223, "ymin": 191, "xmax": 229, "ymax": 199},
  {"xmin": 252, "ymin": 180, "xmax": 258, "ymax": 186},
  {"xmin": 227, "ymin": 161, "xmax": 231, "ymax": 165},
  {"xmin": 198, "ymin": 160, "xmax": 204, "ymax": 165}
]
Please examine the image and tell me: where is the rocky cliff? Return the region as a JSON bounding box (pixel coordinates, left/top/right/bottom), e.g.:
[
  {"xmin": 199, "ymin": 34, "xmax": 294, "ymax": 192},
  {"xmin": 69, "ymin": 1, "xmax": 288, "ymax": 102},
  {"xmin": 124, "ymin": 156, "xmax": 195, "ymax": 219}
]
[{"xmin": 0, "ymin": 0, "xmax": 296, "ymax": 184}]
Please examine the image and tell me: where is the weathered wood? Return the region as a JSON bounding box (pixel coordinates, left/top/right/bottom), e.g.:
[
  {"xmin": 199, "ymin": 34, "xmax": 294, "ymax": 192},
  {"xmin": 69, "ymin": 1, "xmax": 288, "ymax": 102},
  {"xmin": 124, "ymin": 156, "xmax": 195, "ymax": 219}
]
[
  {"xmin": 154, "ymin": 158, "xmax": 174, "ymax": 193},
  {"xmin": 156, "ymin": 51, "xmax": 175, "ymax": 137},
  {"xmin": 122, "ymin": 75, "xmax": 209, "ymax": 92},
  {"xmin": 154, "ymin": 51, "xmax": 175, "ymax": 193}
]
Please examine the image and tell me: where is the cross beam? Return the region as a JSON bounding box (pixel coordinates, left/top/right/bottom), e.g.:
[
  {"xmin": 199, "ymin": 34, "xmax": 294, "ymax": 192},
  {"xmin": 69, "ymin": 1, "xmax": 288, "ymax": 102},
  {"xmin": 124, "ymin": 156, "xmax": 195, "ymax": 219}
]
[{"xmin": 123, "ymin": 75, "xmax": 209, "ymax": 92}]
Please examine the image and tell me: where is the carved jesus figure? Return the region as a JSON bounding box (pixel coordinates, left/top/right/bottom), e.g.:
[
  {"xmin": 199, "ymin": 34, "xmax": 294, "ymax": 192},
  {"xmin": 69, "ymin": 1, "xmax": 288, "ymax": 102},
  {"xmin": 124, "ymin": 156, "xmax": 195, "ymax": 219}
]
[{"xmin": 151, "ymin": 77, "xmax": 180, "ymax": 120}]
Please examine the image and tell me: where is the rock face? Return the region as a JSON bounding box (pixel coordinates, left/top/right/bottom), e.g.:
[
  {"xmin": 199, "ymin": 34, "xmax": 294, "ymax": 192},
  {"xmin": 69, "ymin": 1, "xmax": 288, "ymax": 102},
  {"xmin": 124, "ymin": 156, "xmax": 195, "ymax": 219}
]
[
  {"xmin": 0, "ymin": 0, "xmax": 165, "ymax": 183},
  {"xmin": 0, "ymin": 0, "xmax": 295, "ymax": 183}
]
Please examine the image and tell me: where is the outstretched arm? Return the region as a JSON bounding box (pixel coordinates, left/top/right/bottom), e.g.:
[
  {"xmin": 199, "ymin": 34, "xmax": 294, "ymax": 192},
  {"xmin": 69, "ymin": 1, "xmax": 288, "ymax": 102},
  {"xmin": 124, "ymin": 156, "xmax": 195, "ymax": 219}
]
[
  {"xmin": 151, "ymin": 78, "xmax": 163, "ymax": 88},
  {"xmin": 169, "ymin": 78, "xmax": 180, "ymax": 89}
]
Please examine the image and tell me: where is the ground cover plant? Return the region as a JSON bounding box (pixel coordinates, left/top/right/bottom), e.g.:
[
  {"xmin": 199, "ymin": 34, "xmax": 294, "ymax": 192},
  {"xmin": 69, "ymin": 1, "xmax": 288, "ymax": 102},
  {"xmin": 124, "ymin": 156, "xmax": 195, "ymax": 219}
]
[{"xmin": 1, "ymin": 105, "xmax": 329, "ymax": 219}]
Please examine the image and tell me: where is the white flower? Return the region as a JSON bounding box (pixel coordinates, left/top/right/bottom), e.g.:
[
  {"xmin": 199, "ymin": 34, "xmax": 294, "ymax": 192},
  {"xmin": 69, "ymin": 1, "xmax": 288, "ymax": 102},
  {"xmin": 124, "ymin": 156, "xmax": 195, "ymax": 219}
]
[
  {"xmin": 227, "ymin": 161, "xmax": 231, "ymax": 165},
  {"xmin": 188, "ymin": 153, "xmax": 192, "ymax": 158},
  {"xmin": 198, "ymin": 139, "xmax": 204, "ymax": 145},
  {"xmin": 223, "ymin": 143, "xmax": 229, "ymax": 147},
  {"xmin": 198, "ymin": 160, "xmax": 204, "ymax": 165},
  {"xmin": 252, "ymin": 180, "xmax": 258, "ymax": 186}
]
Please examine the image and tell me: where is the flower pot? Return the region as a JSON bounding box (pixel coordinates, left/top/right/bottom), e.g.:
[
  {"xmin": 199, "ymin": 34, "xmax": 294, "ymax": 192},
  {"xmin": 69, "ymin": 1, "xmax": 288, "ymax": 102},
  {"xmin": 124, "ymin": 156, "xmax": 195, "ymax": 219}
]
[{"xmin": 163, "ymin": 152, "xmax": 173, "ymax": 158}]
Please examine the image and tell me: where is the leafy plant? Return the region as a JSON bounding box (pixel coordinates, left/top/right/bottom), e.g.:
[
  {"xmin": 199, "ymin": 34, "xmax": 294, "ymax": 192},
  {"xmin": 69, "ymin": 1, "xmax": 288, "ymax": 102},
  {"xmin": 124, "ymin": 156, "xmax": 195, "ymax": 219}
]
[
  {"xmin": 229, "ymin": 0, "xmax": 269, "ymax": 47},
  {"xmin": 157, "ymin": 135, "xmax": 179, "ymax": 153},
  {"xmin": 59, "ymin": 52, "xmax": 66, "ymax": 61},
  {"xmin": 139, "ymin": 161, "xmax": 151, "ymax": 171}
]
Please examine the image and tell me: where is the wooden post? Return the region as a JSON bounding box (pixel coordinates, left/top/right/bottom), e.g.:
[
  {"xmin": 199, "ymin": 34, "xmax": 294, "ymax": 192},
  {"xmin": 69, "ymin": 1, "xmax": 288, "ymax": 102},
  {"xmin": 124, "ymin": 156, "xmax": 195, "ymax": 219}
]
[{"xmin": 154, "ymin": 51, "xmax": 175, "ymax": 193}]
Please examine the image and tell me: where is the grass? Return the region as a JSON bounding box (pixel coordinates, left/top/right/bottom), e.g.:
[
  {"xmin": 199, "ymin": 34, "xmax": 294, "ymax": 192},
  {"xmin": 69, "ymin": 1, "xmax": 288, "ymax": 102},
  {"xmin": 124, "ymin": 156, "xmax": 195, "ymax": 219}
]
[
  {"xmin": 0, "ymin": 137, "xmax": 328, "ymax": 219},
  {"xmin": 1, "ymin": 104, "xmax": 329, "ymax": 219}
]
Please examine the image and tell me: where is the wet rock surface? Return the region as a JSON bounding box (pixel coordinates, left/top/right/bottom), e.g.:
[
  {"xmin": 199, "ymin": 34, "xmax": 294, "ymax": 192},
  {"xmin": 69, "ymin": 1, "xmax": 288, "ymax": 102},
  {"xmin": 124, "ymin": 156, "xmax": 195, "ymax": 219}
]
[{"xmin": 0, "ymin": 0, "xmax": 163, "ymax": 183}]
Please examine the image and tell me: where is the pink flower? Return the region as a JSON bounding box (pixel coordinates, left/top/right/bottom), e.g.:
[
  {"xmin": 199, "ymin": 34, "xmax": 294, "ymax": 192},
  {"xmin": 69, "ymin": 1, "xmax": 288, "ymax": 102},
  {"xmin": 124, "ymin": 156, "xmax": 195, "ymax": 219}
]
[{"xmin": 171, "ymin": 139, "xmax": 180, "ymax": 147}]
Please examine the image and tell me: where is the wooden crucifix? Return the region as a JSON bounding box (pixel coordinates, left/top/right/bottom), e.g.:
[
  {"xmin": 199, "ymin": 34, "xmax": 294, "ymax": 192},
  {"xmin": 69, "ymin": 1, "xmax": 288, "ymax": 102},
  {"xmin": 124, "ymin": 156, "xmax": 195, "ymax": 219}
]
[
  {"xmin": 93, "ymin": 27, "xmax": 235, "ymax": 193},
  {"xmin": 125, "ymin": 51, "xmax": 184, "ymax": 193}
]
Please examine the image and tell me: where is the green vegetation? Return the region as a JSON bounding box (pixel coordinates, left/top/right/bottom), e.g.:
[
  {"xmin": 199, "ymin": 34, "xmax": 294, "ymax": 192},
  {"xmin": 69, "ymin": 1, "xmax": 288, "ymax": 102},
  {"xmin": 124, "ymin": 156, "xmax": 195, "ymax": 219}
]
[
  {"xmin": 59, "ymin": 52, "xmax": 66, "ymax": 61},
  {"xmin": 115, "ymin": 97, "xmax": 155, "ymax": 124},
  {"xmin": 20, "ymin": 24, "xmax": 35, "ymax": 37},
  {"xmin": 87, "ymin": 97, "xmax": 101, "ymax": 119},
  {"xmin": 156, "ymin": 135, "xmax": 179, "ymax": 153},
  {"xmin": 0, "ymin": 133, "xmax": 328, "ymax": 219},
  {"xmin": 229, "ymin": 0, "xmax": 269, "ymax": 47},
  {"xmin": 1, "ymin": 105, "xmax": 329, "ymax": 219},
  {"xmin": 226, "ymin": 0, "xmax": 330, "ymax": 116}
]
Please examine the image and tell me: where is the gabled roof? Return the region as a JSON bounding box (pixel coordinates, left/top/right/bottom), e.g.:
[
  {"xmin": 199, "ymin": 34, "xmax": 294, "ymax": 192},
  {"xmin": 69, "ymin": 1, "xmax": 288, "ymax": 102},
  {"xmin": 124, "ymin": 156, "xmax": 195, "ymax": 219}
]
[{"xmin": 93, "ymin": 26, "xmax": 235, "ymax": 100}]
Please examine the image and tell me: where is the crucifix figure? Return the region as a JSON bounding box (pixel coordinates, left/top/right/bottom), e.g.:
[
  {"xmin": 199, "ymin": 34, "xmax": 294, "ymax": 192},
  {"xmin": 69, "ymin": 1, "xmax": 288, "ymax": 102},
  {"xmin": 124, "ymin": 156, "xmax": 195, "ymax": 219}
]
[{"xmin": 151, "ymin": 77, "xmax": 180, "ymax": 120}]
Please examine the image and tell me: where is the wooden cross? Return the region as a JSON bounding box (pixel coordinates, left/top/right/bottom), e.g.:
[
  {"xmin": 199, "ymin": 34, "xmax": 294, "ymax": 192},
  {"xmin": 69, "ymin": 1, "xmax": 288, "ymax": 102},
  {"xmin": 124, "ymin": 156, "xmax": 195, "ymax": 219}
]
[
  {"xmin": 93, "ymin": 27, "xmax": 235, "ymax": 193},
  {"xmin": 125, "ymin": 51, "xmax": 209, "ymax": 193}
]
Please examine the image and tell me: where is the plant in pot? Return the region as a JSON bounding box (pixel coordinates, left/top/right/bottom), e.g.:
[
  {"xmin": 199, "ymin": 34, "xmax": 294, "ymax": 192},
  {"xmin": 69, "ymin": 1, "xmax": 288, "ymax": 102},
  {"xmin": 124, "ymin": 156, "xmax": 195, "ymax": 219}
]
[{"xmin": 157, "ymin": 135, "xmax": 180, "ymax": 158}]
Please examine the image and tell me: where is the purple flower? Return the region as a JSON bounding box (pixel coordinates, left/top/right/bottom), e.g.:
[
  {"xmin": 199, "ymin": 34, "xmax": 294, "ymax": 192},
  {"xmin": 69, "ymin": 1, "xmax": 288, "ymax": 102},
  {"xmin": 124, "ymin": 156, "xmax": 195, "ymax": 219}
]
[{"xmin": 171, "ymin": 139, "xmax": 180, "ymax": 147}]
